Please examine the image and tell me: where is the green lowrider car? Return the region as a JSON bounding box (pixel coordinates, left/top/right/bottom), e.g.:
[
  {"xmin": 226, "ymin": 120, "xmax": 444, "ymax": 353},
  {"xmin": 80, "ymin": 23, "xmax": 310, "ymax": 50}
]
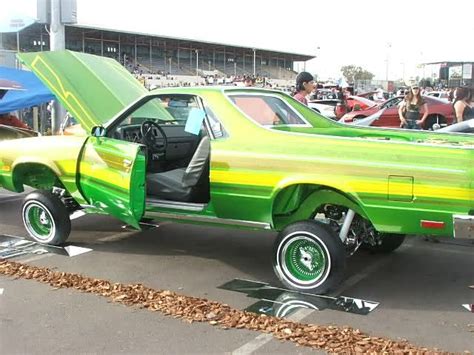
[{"xmin": 1, "ymin": 51, "xmax": 473, "ymax": 293}]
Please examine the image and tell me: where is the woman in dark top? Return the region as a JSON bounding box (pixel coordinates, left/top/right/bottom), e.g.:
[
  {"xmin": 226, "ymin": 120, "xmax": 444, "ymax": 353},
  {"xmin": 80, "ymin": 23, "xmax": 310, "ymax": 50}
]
[
  {"xmin": 453, "ymin": 87, "xmax": 474, "ymax": 122},
  {"xmin": 398, "ymin": 85, "xmax": 428, "ymax": 129}
]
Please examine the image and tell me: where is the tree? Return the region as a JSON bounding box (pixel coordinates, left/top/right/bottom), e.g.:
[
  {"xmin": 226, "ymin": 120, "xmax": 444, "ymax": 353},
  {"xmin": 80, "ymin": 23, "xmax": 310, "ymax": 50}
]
[{"xmin": 341, "ymin": 65, "xmax": 375, "ymax": 83}]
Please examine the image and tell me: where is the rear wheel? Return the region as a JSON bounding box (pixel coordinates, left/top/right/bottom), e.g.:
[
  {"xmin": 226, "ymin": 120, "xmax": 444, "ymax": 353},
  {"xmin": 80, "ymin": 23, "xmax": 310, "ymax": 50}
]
[
  {"xmin": 424, "ymin": 114, "xmax": 446, "ymax": 130},
  {"xmin": 22, "ymin": 190, "xmax": 71, "ymax": 245},
  {"xmin": 273, "ymin": 220, "xmax": 346, "ymax": 294}
]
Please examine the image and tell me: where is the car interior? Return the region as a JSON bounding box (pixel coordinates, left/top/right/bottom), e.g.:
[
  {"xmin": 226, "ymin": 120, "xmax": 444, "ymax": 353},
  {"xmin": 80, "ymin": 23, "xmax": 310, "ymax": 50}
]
[{"xmin": 107, "ymin": 94, "xmax": 211, "ymax": 204}]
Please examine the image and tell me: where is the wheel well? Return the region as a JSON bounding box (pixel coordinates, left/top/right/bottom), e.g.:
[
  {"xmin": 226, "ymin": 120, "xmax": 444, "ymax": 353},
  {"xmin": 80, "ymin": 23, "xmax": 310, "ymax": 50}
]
[
  {"xmin": 272, "ymin": 184, "xmax": 368, "ymax": 231},
  {"xmin": 424, "ymin": 114, "xmax": 446, "ymax": 128},
  {"xmin": 12, "ymin": 163, "xmax": 62, "ymax": 192}
]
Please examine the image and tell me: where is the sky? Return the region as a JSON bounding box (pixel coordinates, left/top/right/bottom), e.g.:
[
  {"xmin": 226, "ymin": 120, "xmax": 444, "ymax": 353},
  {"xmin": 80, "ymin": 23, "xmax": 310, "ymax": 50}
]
[{"xmin": 2, "ymin": 0, "xmax": 474, "ymax": 81}]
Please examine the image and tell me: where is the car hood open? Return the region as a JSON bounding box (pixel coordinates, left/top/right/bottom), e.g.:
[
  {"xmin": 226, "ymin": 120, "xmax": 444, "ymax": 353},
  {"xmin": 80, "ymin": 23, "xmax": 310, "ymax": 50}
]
[{"xmin": 18, "ymin": 50, "xmax": 148, "ymax": 133}]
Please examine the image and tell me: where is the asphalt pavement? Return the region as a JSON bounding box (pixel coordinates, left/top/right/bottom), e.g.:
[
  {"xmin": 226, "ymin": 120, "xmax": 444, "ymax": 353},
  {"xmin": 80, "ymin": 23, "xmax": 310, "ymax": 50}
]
[{"xmin": 0, "ymin": 189, "xmax": 473, "ymax": 353}]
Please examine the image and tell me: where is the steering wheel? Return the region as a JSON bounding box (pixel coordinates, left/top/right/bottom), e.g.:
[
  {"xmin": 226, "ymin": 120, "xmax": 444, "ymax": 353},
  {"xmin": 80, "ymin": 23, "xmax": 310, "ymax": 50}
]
[{"xmin": 140, "ymin": 120, "xmax": 168, "ymax": 155}]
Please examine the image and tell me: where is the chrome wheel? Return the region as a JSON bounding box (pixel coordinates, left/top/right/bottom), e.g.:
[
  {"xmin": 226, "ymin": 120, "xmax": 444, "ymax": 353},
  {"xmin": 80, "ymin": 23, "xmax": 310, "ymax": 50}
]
[{"xmin": 23, "ymin": 201, "xmax": 56, "ymax": 243}]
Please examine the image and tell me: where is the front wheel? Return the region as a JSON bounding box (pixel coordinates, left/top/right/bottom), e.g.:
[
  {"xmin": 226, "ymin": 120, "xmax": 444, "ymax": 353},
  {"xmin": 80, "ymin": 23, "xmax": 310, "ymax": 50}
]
[
  {"xmin": 22, "ymin": 190, "xmax": 71, "ymax": 245},
  {"xmin": 273, "ymin": 220, "xmax": 346, "ymax": 294}
]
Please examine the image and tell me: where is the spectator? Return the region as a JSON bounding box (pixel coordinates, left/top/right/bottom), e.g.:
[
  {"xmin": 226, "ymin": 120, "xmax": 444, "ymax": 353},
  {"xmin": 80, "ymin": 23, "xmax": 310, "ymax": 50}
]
[
  {"xmin": 293, "ymin": 72, "xmax": 315, "ymax": 105},
  {"xmin": 243, "ymin": 76, "xmax": 255, "ymax": 87},
  {"xmin": 398, "ymin": 85, "xmax": 428, "ymax": 129},
  {"xmin": 453, "ymin": 87, "xmax": 473, "ymax": 123},
  {"xmin": 0, "ymin": 112, "xmax": 29, "ymax": 129}
]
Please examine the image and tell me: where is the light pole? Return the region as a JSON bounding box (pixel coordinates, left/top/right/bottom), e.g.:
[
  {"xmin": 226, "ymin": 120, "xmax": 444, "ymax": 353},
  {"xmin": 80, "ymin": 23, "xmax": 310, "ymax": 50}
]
[
  {"xmin": 195, "ymin": 49, "xmax": 199, "ymax": 76},
  {"xmin": 315, "ymin": 46, "xmax": 320, "ymax": 81},
  {"xmin": 385, "ymin": 42, "xmax": 392, "ymax": 82},
  {"xmin": 252, "ymin": 48, "xmax": 256, "ymax": 76},
  {"xmin": 208, "ymin": 60, "xmax": 211, "ymax": 71},
  {"xmin": 50, "ymin": 0, "xmax": 66, "ymax": 135},
  {"xmin": 168, "ymin": 57, "xmax": 171, "ymax": 75},
  {"xmin": 234, "ymin": 62, "xmax": 237, "ymax": 76}
]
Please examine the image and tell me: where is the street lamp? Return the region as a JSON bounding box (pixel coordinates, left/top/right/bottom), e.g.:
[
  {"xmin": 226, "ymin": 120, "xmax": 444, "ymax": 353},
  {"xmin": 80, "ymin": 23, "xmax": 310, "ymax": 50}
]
[
  {"xmin": 385, "ymin": 42, "xmax": 392, "ymax": 82},
  {"xmin": 315, "ymin": 46, "xmax": 320, "ymax": 81},
  {"xmin": 195, "ymin": 49, "xmax": 199, "ymax": 76},
  {"xmin": 252, "ymin": 48, "xmax": 256, "ymax": 76}
]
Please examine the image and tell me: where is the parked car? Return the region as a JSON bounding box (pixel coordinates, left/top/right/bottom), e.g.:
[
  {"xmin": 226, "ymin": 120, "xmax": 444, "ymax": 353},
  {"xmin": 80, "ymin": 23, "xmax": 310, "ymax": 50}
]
[
  {"xmin": 2, "ymin": 50, "xmax": 472, "ymax": 295},
  {"xmin": 426, "ymin": 91, "xmax": 450, "ymax": 102},
  {"xmin": 341, "ymin": 96, "xmax": 455, "ymax": 129},
  {"xmin": 308, "ymin": 99, "xmax": 339, "ymax": 119},
  {"xmin": 309, "ymin": 96, "xmax": 376, "ymax": 120},
  {"xmin": 436, "ymin": 119, "xmax": 474, "ymax": 134},
  {"xmin": 0, "ymin": 124, "xmax": 38, "ymax": 140}
]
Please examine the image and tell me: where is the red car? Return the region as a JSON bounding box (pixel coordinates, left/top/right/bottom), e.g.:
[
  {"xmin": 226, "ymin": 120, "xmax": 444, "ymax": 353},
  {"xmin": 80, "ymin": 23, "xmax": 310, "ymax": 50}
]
[
  {"xmin": 335, "ymin": 96, "xmax": 377, "ymax": 119},
  {"xmin": 341, "ymin": 96, "xmax": 455, "ymax": 129}
]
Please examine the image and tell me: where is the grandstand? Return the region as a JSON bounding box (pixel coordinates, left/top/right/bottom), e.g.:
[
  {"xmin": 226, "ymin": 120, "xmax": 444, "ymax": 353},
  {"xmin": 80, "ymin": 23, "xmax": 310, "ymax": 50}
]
[{"xmin": 1, "ymin": 23, "xmax": 313, "ymax": 82}]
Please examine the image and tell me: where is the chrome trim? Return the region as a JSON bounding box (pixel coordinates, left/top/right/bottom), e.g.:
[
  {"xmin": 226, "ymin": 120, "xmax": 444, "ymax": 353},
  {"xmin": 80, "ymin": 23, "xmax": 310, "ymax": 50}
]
[
  {"xmin": 145, "ymin": 211, "xmax": 271, "ymax": 230},
  {"xmin": 80, "ymin": 204, "xmax": 96, "ymax": 209},
  {"xmin": 453, "ymin": 214, "xmax": 474, "ymax": 238},
  {"xmin": 146, "ymin": 198, "xmax": 207, "ymax": 212}
]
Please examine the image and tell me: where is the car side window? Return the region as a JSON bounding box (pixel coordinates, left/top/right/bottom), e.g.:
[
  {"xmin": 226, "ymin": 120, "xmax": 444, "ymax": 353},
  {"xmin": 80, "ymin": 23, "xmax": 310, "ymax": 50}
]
[
  {"xmin": 383, "ymin": 97, "xmax": 402, "ymax": 109},
  {"xmin": 228, "ymin": 94, "xmax": 308, "ymax": 126},
  {"xmin": 203, "ymin": 104, "xmax": 227, "ymax": 139}
]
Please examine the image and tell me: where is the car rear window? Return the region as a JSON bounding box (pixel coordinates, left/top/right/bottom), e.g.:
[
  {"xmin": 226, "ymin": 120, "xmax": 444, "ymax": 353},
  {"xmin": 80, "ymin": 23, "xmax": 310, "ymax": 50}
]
[{"xmin": 228, "ymin": 94, "xmax": 308, "ymax": 127}]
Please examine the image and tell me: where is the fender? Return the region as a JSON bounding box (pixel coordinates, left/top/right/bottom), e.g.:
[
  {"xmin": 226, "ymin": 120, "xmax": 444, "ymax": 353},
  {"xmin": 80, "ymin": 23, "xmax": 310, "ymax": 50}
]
[{"xmin": 273, "ymin": 187, "xmax": 368, "ymax": 231}]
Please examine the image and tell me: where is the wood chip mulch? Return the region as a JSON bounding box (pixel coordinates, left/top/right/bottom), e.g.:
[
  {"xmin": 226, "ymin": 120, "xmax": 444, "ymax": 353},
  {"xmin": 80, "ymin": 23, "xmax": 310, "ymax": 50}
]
[{"xmin": 0, "ymin": 259, "xmax": 453, "ymax": 354}]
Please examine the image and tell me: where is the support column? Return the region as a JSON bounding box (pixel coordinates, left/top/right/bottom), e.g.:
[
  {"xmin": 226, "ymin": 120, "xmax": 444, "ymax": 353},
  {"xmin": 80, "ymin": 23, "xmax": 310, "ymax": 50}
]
[
  {"xmin": 253, "ymin": 48, "xmax": 256, "ymax": 76},
  {"xmin": 50, "ymin": 0, "xmax": 66, "ymax": 135},
  {"xmin": 134, "ymin": 36, "xmax": 137, "ymax": 65},
  {"xmin": 149, "ymin": 37, "xmax": 152, "ymax": 67},
  {"xmin": 118, "ymin": 34, "xmax": 121, "ymax": 62},
  {"xmin": 100, "ymin": 32, "xmax": 103, "ymax": 56}
]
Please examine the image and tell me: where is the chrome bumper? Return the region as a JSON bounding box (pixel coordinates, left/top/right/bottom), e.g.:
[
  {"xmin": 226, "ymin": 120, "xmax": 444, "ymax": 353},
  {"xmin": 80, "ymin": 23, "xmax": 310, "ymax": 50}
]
[{"xmin": 453, "ymin": 214, "xmax": 474, "ymax": 238}]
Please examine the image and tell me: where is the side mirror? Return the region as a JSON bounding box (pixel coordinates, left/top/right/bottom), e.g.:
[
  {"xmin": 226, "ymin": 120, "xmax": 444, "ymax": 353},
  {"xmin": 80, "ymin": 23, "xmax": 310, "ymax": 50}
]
[{"xmin": 91, "ymin": 126, "xmax": 105, "ymax": 137}]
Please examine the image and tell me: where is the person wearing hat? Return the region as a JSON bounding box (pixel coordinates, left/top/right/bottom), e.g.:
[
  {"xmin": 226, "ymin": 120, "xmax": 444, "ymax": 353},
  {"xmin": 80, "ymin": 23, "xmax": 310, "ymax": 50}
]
[
  {"xmin": 293, "ymin": 71, "xmax": 315, "ymax": 105},
  {"xmin": 398, "ymin": 85, "xmax": 428, "ymax": 129}
]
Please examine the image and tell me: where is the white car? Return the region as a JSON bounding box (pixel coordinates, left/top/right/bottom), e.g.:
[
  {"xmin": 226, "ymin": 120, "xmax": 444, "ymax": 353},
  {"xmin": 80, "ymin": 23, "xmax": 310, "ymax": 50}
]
[
  {"xmin": 436, "ymin": 119, "xmax": 474, "ymax": 133},
  {"xmin": 308, "ymin": 99, "xmax": 339, "ymax": 119},
  {"xmin": 426, "ymin": 91, "xmax": 450, "ymax": 103}
]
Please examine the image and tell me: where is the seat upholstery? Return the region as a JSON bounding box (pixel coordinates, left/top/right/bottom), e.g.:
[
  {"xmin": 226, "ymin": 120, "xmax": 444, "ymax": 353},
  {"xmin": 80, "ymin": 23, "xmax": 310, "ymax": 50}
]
[{"xmin": 146, "ymin": 136, "xmax": 210, "ymax": 202}]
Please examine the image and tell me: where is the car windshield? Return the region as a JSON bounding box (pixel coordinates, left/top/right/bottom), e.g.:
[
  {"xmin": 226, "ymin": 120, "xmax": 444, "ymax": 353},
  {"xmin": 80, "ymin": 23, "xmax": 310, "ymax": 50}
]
[
  {"xmin": 228, "ymin": 94, "xmax": 309, "ymax": 127},
  {"xmin": 350, "ymin": 96, "xmax": 377, "ymax": 108}
]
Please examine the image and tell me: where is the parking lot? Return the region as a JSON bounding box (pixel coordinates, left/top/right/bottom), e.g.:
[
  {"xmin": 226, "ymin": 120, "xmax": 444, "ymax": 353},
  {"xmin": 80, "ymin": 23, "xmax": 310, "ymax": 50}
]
[{"xmin": 1, "ymin": 189, "xmax": 473, "ymax": 353}]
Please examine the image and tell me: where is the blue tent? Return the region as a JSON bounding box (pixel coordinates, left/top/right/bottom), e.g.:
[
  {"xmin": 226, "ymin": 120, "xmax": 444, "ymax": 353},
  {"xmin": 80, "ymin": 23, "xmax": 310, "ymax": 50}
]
[{"xmin": 0, "ymin": 66, "xmax": 54, "ymax": 114}]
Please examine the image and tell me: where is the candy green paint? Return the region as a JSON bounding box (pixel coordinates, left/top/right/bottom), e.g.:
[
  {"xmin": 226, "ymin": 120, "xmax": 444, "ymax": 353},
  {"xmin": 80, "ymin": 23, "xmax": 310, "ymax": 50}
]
[{"xmin": 0, "ymin": 50, "xmax": 471, "ymax": 238}]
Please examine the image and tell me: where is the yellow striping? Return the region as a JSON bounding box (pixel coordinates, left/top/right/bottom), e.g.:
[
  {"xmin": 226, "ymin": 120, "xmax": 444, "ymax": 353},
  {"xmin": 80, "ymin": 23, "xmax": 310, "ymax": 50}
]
[
  {"xmin": 211, "ymin": 170, "xmax": 283, "ymax": 187},
  {"xmin": 31, "ymin": 56, "xmax": 95, "ymax": 128},
  {"xmin": 80, "ymin": 164, "xmax": 130, "ymax": 190},
  {"xmin": 211, "ymin": 170, "xmax": 471, "ymax": 201}
]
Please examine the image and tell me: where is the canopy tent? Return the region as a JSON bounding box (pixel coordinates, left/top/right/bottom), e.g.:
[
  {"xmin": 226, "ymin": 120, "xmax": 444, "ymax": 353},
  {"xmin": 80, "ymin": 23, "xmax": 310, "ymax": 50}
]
[{"xmin": 0, "ymin": 66, "xmax": 54, "ymax": 114}]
